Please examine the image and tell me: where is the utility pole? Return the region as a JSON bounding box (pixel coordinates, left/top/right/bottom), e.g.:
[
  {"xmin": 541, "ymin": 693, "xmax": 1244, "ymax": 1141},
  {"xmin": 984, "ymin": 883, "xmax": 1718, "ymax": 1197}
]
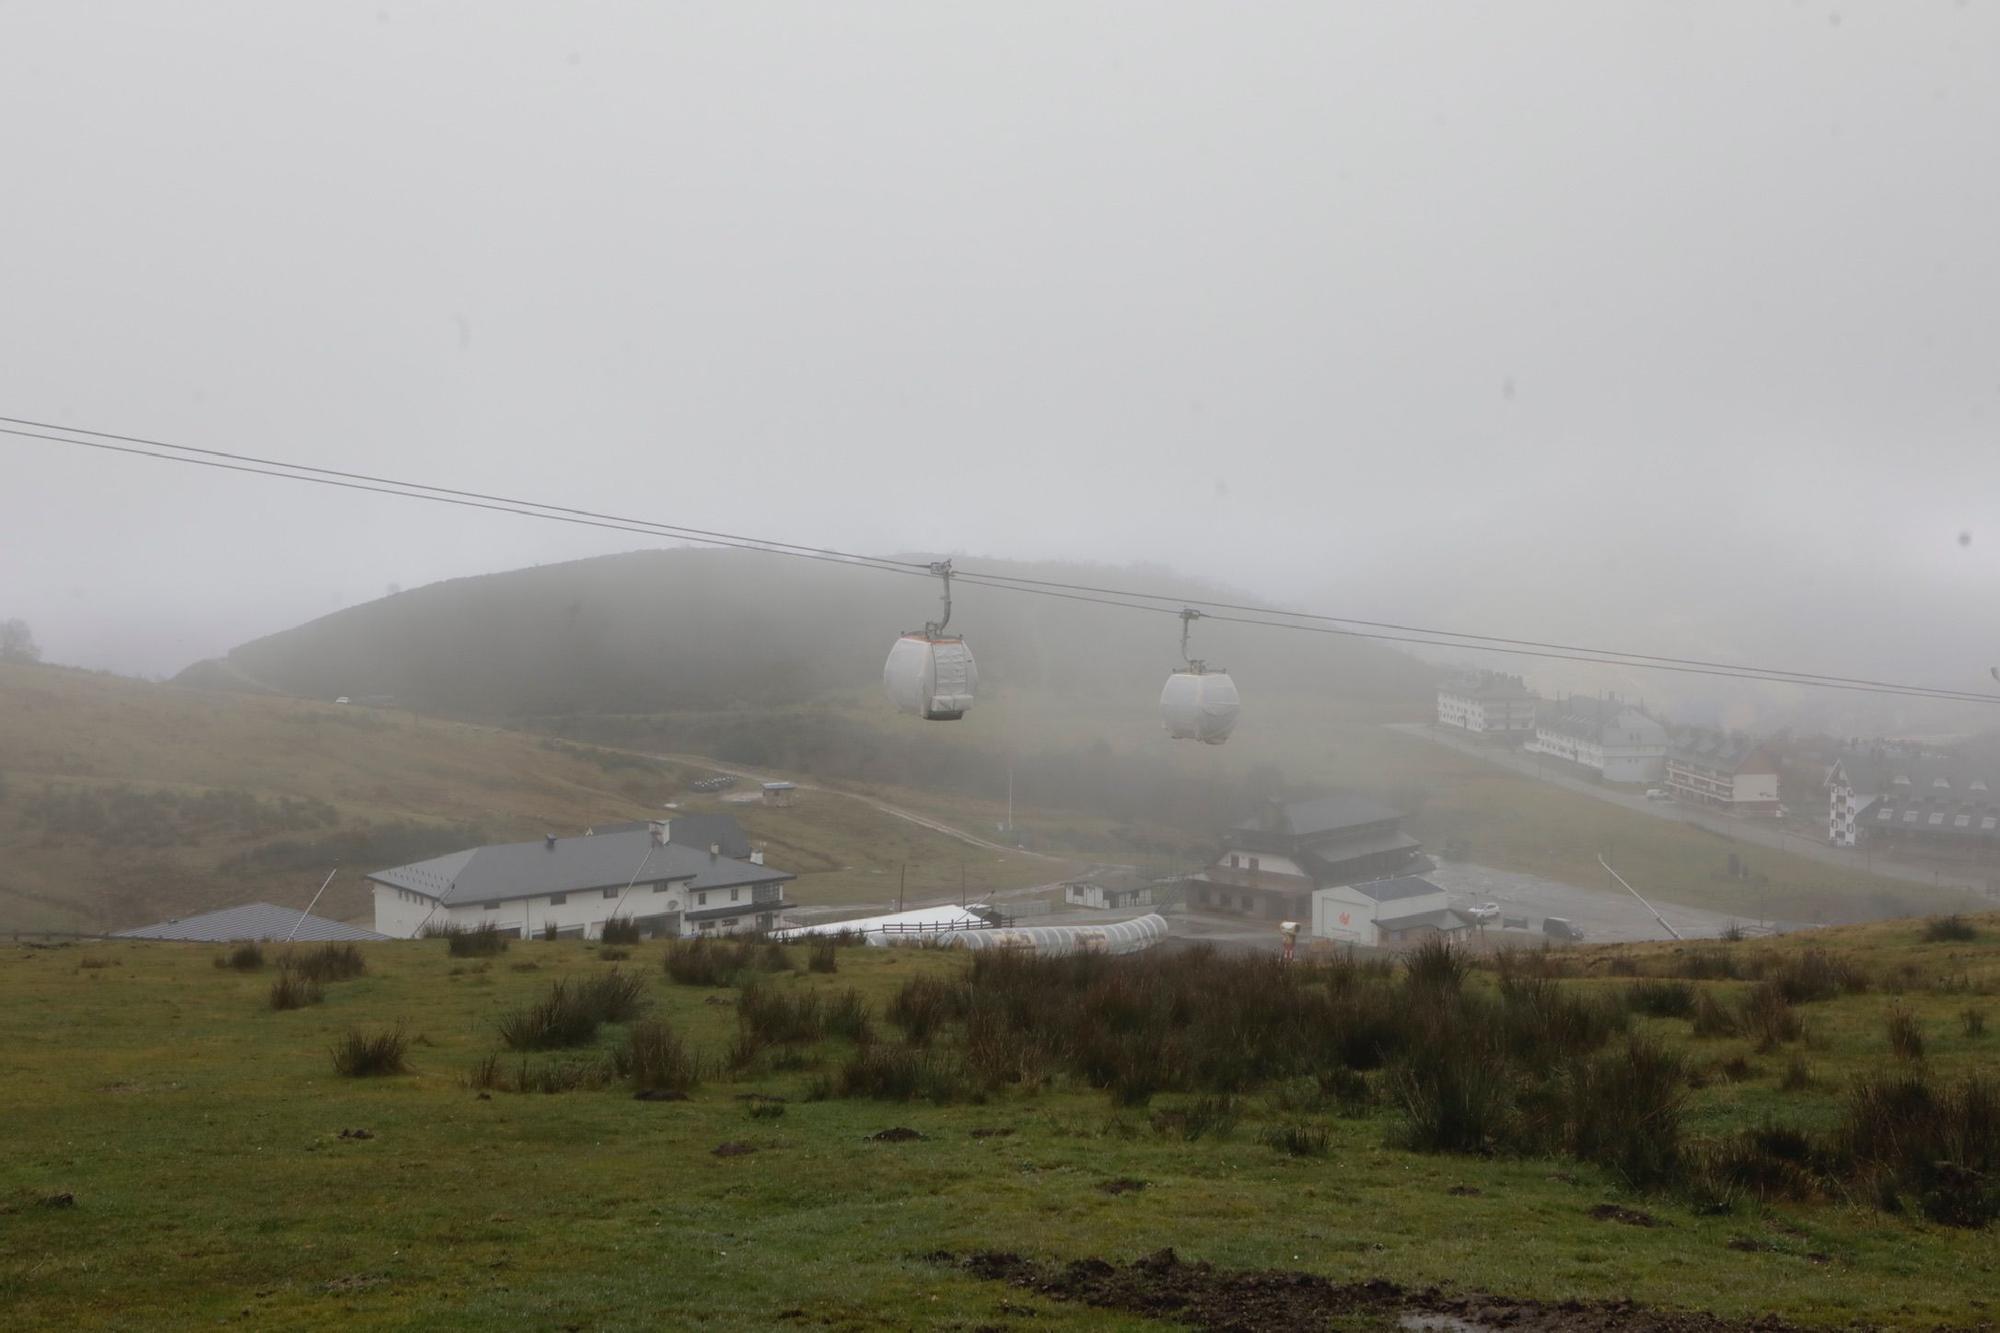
[{"xmin": 898, "ymin": 863, "xmax": 906, "ymax": 914}]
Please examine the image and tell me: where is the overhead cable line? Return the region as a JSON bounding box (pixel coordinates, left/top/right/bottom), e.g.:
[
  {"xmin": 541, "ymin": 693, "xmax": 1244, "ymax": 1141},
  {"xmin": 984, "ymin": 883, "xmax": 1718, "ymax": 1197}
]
[{"xmin": 6, "ymin": 416, "xmax": 1996, "ymax": 706}]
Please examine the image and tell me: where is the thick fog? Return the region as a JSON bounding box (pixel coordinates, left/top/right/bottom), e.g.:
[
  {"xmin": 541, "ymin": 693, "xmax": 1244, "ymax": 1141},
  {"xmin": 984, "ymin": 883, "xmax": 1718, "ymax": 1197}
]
[{"xmin": 3, "ymin": 4, "xmax": 1996, "ymax": 727}]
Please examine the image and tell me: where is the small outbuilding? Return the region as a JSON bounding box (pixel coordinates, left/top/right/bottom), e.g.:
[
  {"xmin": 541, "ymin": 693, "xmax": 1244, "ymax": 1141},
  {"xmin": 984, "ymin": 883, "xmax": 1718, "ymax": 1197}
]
[
  {"xmin": 1309, "ymin": 876, "xmax": 1473, "ymax": 949},
  {"xmin": 761, "ymin": 781, "xmax": 797, "ymax": 808}
]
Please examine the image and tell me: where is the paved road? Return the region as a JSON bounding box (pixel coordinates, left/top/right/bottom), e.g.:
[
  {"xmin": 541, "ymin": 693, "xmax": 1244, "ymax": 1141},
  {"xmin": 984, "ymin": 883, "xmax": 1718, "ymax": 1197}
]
[
  {"xmin": 1385, "ymin": 722, "xmax": 1996, "ymax": 896},
  {"xmin": 1425, "ymin": 861, "xmax": 1753, "ymax": 943}
]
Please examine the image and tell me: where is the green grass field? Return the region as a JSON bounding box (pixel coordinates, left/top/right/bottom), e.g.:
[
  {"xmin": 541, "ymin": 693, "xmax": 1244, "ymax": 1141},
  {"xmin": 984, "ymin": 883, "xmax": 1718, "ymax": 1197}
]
[{"xmin": 6, "ymin": 920, "xmax": 1999, "ymax": 1331}]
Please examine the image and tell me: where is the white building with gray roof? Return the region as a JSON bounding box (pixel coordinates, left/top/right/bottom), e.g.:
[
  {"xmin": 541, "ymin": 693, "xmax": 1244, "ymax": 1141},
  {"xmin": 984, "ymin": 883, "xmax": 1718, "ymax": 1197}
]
[
  {"xmin": 367, "ymin": 820, "xmax": 792, "ymax": 940},
  {"xmin": 1527, "ymin": 696, "xmax": 1668, "ymax": 784}
]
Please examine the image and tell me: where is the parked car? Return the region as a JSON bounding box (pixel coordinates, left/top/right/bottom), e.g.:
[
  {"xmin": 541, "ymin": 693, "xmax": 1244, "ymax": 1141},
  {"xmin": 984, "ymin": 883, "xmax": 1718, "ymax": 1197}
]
[
  {"xmin": 1542, "ymin": 916, "xmax": 1585, "ymax": 942},
  {"xmin": 1644, "ymin": 788, "xmax": 1670, "ymax": 800},
  {"xmin": 1464, "ymin": 902, "xmax": 1501, "ymax": 925}
]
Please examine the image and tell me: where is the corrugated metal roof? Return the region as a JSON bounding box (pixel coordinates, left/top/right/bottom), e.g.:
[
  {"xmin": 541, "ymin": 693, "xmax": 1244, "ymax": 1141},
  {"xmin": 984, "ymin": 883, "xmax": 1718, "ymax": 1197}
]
[
  {"xmin": 587, "ymin": 814, "xmax": 752, "ymax": 860},
  {"xmin": 113, "ymin": 902, "xmax": 389, "ymax": 942},
  {"xmin": 1344, "ymin": 875, "xmax": 1444, "ymax": 905},
  {"xmin": 366, "ymin": 828, "xmax": 790, "ymax": 907},
  {"xmin": 1237, "ymin": 796, "xmax": 1404, "ymax": 838}
]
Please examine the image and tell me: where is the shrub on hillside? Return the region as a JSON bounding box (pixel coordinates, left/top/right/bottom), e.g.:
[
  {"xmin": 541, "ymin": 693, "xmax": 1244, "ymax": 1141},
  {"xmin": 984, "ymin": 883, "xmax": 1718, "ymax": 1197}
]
[
  {"xmin": 1624, "ymin": 979, "xmax": 1697, "ymax": 1020},
  {"xmin": 808, "ymin": 940, "xmax": 839, "ymax": 974},
  {"xmin": 497, "ymin": 980, "xmax": 602, "ymax": 1050},
  {"xmin": 285, "ymin": 943, "xmax": 365, "ymax": 983},
  {"xmin": 444, "ymin": 924, "xmax": 510, "ymax": 958},
  {"xmin": 1838, "ymin": 1073, "xmax": 2000, "ymax": 1227},
  {"xmin": 216, "ymin": 943, "xmax": 265, "ymax": 972},
  {"xmin": 269, "ymin": 970, "xmax": 324, "ymax": 1010},
  {"xmin": 1886, "ymin": 1008, "xmax": 1926, "ymax": 1061},
  {"xmin": 1923, "ymin": 915, "xmax": 1979, "ymax": 944},
  {"xmin": 1766, "ymin": 947, "xmax": 1868, "ymax": 1004},
  {"xmin": 663, "ymin": 937, "xmax": 742, "ymax": 987},
  {"xmin": 331, "ymin": 1025, "xmax": 408, "ymax": 1076},
  {"xmin": 599, "ymin": 917, "xmax": 641, "ymax": 946},
  {"xmin": 612, "ymin": 1019, "xmax": 700, "ymax": 1093}
]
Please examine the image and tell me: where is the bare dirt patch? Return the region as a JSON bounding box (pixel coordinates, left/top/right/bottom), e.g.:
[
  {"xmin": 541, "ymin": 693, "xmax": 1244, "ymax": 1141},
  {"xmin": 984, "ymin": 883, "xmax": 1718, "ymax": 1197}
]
[
  {"xmin": 1587, "ymin": 1203, "xmax": 1662, "ymax": 1228},
  {"xmin": 711, "ymin": 1141, "xmax": 756, "ymax": 1158},
  {"xmin": 869, "ymin": 1127, "xmax": 926, "ymax": 1142},
  {"xmin": 1096, "ymin": 1178, "xmax": 1147, "ymax": 1196},
  {"xmin": 935, "ymin": 1247, "xmax": 1842, "ymax": 1333}
]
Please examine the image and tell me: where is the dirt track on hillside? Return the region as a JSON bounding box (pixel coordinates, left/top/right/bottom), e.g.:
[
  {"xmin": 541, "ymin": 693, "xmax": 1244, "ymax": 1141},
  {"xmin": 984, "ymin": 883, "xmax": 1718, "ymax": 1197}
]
[{"xmin": 934, "ymin": 1247, "xmax": 1900, "ymax": 1333}]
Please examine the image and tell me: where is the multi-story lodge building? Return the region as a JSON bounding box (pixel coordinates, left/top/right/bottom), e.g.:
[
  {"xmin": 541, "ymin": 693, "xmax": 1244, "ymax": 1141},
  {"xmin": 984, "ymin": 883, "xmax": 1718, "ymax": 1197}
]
[
  {"xmin": 1186, "ymin": 796, "xmax": 1427, "ymax": 922},
  {"xmin": 1825, "ymin": 748, "xmax": 2000, "ymax": 857},
  {"xmin": 1435, "ymin": 672, "xmax": 1539, "ymax": 739},
  {"xmin": 1665, "ymin": 729, "xmax": 1781, "ymax": 815},
  {"xmin": 1526, "ymin": 696, "xmax": 1668, "ymax": 784}
]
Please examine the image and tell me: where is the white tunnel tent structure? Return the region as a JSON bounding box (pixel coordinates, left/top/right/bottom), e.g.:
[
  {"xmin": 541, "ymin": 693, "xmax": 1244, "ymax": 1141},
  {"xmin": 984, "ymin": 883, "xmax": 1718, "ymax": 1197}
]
[
  {"xmin": 944, "ymin": 914, "xmax": 1169, "ymax": 957},
  {"xmin": 883, "ymin": 633, "xmax": 978, "ymax": 720}
]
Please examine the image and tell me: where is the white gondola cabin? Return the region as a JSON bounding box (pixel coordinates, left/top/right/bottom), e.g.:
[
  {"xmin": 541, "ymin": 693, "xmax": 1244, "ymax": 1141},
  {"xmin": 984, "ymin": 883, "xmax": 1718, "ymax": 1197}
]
[
  {"xmin": 1161, "ymin": 608, "xmax": 1239, "ymax": 744},
  {"xmin": 883, "ymin": 633, "xmax": 978, "ymax": 720},
  {"xmin": 1161, "ymin": 667, "xmax": 1239, "ymax": 744},
  {"xmin": 884, "ymin": 559, "xmax": 978, "ymax": 721}
]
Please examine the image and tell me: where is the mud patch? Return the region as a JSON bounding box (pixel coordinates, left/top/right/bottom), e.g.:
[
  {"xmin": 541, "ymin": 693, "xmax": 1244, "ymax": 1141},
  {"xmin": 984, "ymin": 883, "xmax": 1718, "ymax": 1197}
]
[
  {"xmin": 970, "ymin": 1127, "xmax": 1015, "ymax": 1139},
  {"xmin": 1096, "ymin": 1178, "xmax": 1147, "ymax": 1196},
  {"xmin": 935, "ymin": 1247, "xmax": 1826, "ymax": 1333},
  {"xmin": 735, "ymin": 1092, "xmax": 787, "ymax": 1103},
  {"xmin": 38, "ymin": 1192, "xmax": 76, "ymax": 1209},
  {"xmin": 711, "ymin": 1141, "xmax": 756, "ymax": 1158},
  {"xmin": 634, "ymin": 1089, "xmax": 689, "ymax": 1102},
  {"xmin": 337, "ymin": 1128, "xmax": 374, "ymax": 1141},
  {"xmin": 1587, "ymin": 1203, "xmax": 1661, "ymax": 1228},
  {"xmin": 869, "ymin": 1127, "xmax": 926, "ymax": 1142},
  {"xmin": 1446, "ymin": 1184, "xmax": 1483, "ymax": 1197}
]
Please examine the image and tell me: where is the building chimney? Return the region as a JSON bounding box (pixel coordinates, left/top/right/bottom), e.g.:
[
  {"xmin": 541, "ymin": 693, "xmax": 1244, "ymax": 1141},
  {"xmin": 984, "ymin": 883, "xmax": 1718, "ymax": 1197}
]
[
  {"xmin": 749, "ymin": 849, "xmax": 765, "ymax": 866},
  {"xmin": 708, "ymin": 842, "xmax": 720, "ymax": 860},
  {"xmin": 648, "ymin": 820, "xmax": 669, "ymax": 847},
  {"xmin": 544, "ymin": 833, "xmax": 557, "ymax": 850}
]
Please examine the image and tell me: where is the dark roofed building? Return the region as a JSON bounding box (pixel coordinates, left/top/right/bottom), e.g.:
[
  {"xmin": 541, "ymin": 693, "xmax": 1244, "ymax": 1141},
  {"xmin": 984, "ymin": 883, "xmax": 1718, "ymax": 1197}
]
[
  {"xmin": 1665, "ymin": 729, "xmax": 1781, "ymax": 814},
  {"xmin": 1187, "ymin": 796, "xmax": 1428, "ymax": 922},
  {"xmin": 1826, "ymin": 748, "xmax": 2000, "ymax": 856},
  {"xmin": 368, "ymin": 823, "xmax": 791, "ymax": 940},
  {"xmin": 1436, "ymin": 672, "xmax": 1538, "ymax": 738},
  {"xmin": 114, "ymin": 902, "xmax": 389, "ymax": 943}
]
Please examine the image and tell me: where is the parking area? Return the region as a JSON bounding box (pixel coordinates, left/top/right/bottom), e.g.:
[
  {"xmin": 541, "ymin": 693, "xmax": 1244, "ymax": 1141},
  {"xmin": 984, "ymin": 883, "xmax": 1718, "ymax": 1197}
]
[{"xmin": 1426, "ymin": 861, "xmax": 1768, "ymax": 943}]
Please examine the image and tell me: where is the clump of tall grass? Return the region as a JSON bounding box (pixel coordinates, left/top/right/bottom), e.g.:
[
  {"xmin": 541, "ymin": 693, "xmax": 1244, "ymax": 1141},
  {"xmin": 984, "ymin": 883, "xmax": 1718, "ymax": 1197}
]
[
  {"xmin": 611, "ymin": 1019, "xmax": 700, "ymax": 1093},
  {"xmin": 1923, "ymin": 914, "xmax": 1979, "ymax": 944},
  {"xmin": 1964, "ymin": 1008, "xmax": 1987, "ymax": 1040},
  {"xmin": 1741, "ymin": 982, "xmax": 1805, "ymax": 1051},
  {"xmin": 216, "ymin": 943, "xmax": 266, "ymax": 972},
  {"xmin": 1837, "ymin": 1073, "xmax": 2000, "ymax": 1227},
  {"xmin": 1402, "ymin": 937, "xmax": 1468, "ymax": 995},
  {"xmin": 269, "ymin": 970, "xmax": 324, "ymax": 1010},
  {"xmin": 284, "ymin": 942, "xmax": 365, "ymax": 983},
  {"xmin": 663, "ymin": 936, "xmax": 749, "ymax": 986},
  {"xmin": 467, "ymin": 1051, "xmax": 613, "ymax": 1094},
  {"xmin": 808, "ymin": 939, "xmax": 839, "ymax": 974},
  {"xmin": 1259, "ymin": 1122, "xmax": 1330, "ymax": 1157},
  {"xmin": 1886, "ymin": 1007, "xmax": 1926, "ymax": 1061},
  {"xmin": 1624, "ymin": 979, "xmax": 1697, "ymax": 1020},
  {"xmin": 887, "ymin": 974, "xmax": 964, "ymax": 1045},
  {"xmin": 331, "ymin": 1025, "xmax": 408, "ymax": 1076},
  {"xmin": 833, "ymin": 1044, "xmax": 969, "ymax": 1103},
  {"xmin": 1150, "ymin": 1095, "xmax": 1240, "ymax": 1142},
  {"xmin": 496, "ymin": 972, "xmax": 646, "ymax": 1050},
  {"xmin": 598, "ymin": 917, "xmax": 641, "ymax": 946},
  {"xmin": 758, "ymin": 941, "xmax": 795, "ymax": 973},
  {"xmin": 738, "ymin": 981, "xmax": 825, "ymax": 1045},
  {"xmin": 429, "ymin": 922, "xmax": 510, "ymax": 957},
  {"xmin": 1765, "ymin": 947, "xmax": 1868, "ymax": 1004}
]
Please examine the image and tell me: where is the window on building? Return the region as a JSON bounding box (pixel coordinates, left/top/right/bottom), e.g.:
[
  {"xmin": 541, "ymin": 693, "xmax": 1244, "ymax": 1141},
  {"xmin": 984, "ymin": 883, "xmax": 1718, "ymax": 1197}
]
[
  {"xmin": 483, "ymin": 901, "xmax": 500, "ymax": 911},
  {"xmin": 1248, "ymin": 857, "xmax": 1260, "ymax": 872},
  {"xmin": 1227, "ymin": 854, "xmax": 1239, "ymax": 868},
  {"xmin": 654, "ymin": 881, "xmax": 671, "ymax": 893},
  {"xmin": 1955, "ymin": 815, "xmax": 1971, "ymax": 828},
  {"xmin": 1984, "ymin": 817, "xmax": 1998, "ymax": 831},
  {"xmin": 1903, "ymin": 810, "xmax": 1919, "ymax": 823},
  {"xmin": 1929, "ymin": 813, "xmax": 1945, "ymax": 825},
  {"xmin": 730, "ymin": 887, "xmax": 741, "ymax": 902},
  {"xmin": 697, "ymin": 892, "xmax": 708, "ymax": 907},
  {"xmin": 1893, "ymin": 774, "xmax": 1910, "ymax": 786},
  {"xmin": 549, "ymin": 893, "xmax": 566, "ymax": 906},
  {"xmin": 602, "ymin": 888, "xmax": 617, "ymax": 899}
]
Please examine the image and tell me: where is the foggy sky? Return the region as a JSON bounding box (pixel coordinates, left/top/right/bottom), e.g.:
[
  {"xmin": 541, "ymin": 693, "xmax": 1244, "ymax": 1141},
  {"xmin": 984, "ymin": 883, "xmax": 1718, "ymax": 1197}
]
[{"xmin": 4, "ymin": 3, "xmax": 1997, "ymax": 723}]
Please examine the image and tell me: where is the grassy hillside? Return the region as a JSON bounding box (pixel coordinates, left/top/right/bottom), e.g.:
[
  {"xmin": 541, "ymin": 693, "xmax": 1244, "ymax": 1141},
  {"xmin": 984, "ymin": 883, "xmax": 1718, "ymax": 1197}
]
[
  {"xmin": 0, "ymin": 664, "xmax": 1063, "ymax": 933},
  {"xmin": 4, "ymin": 918, "xmax": 1999, "ymax": 1329},
  {"xmin": 180, "ymin": 547, "xmax": 1433, "ymax": 719}
]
